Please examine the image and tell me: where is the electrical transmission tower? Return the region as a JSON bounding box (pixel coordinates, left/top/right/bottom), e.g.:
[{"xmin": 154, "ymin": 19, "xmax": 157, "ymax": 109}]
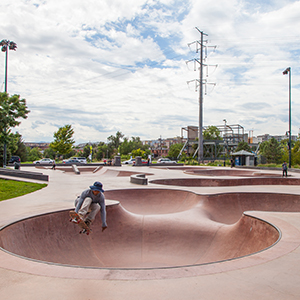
[{"xmin": 187, "ymin": 28, "xmax": 216, "ymax": 162}]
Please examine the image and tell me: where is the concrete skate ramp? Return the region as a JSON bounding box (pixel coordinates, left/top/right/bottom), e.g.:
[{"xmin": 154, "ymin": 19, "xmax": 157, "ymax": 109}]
[
  {"xmin": 100, "ymin": 169, "xmax": 153, "ymax": 177},
  {"xmin": 184, "ymin": 169, "xmax": 281, "ymax": 177},
  {"xmin": 150, "ymin": 177, "xmax": 300, "ymax": 186},
  {"xmin": 1, "ymin": 189, "xmax": 297, "ymax": 269}
]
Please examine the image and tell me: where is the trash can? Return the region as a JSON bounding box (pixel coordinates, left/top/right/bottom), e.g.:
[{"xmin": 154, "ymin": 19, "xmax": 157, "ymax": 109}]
[
  {"xmin": 14, "ymin": 162, "xmax": 20, "ymax": 170},
  {"xmin": 114, "ymin": 156, "xmax": 121, "ymax": 166},
  {"xmin": 135, "ymin": 156, "xmax": 142, "ymax": 166}
]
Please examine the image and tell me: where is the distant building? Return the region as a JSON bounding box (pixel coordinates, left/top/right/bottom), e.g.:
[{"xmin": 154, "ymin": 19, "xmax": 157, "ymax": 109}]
[
  {"xmin": 24, "ymin": 142, "xmax": 50, "ymax": 150},
  {"xmin": 256, "ymin": 134, "xmax": 297, "ymax": 143},
  {"xmin": 143, "ymin": 136, "xmax": 185, "ymax": 158}
]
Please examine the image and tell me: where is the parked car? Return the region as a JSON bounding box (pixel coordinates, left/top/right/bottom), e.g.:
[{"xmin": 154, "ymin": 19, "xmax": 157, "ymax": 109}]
[
  {"xmin": 122, "ymin": 158, "xmax": 148, "ymax": 165},
  {"xmin": 62, "ymin": 159, "xmax": 80, "ymax": 164},
  {"xmin": 33, "ymin": 158, "xmax": 54, "ymax": 165},
  {"xmin": 9, "ymin": 156, "xmax": 21, "ymax": 163},
  {"xmin": 122, "ymin": 158, "xmax": 135, "ymax": 164},
  {"xmin": 71, "ymin": 157, "xmax": 87, "ymax": 164},
  {"xmin": 157, "ymin": 158, "xmax": 177, "ymax": 164}
]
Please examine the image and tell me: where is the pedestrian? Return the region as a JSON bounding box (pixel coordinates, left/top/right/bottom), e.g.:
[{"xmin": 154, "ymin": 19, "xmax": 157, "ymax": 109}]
[
  {"xmin": 74, "ymin": 181, "xmax": 107, "ymax": 231},
  {"xmin": 282, "ymin": 161, "xmax": 288, "ymax": 177},
  {"xmin": 230, "ymin": 158, "xmax": 235, "ymax": 168},
  {"xmin": 51, "ymin": 160, "xmax": 56, "ymax": 170}
]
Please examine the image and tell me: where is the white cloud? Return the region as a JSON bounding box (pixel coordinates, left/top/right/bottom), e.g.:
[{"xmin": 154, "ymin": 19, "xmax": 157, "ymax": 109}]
[{"xmin": 1, "ymin": 0, "xmax": 300, "ymax": 144}]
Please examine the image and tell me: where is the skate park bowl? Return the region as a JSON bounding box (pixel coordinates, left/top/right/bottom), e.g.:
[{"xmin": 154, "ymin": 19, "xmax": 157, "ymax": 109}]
[
  {"xmin": 183, "ymin": 169, "xmax": 282, "ymax": 177},
  {"xmin": 150, "ymin": 177, "xmax": 300, "ymax": 187},
  {"xmin": 1, "ymin": 188, "xmax": 300, "ymax": 270}
]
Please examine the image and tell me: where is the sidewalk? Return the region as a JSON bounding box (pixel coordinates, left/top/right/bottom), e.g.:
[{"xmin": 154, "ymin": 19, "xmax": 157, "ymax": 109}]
[{"xmin": 0, "ymin": 166, "xmax": 300, "ymax": 300}]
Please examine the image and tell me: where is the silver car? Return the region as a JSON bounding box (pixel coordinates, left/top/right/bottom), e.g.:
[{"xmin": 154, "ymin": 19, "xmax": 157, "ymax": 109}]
[
  {"xmin": 33, "ymin": 158, "xmax": 54, "ymax": 165},
  {"xmin": 157, "ymin": 158, "xmax": 177, "ymax": 164}
]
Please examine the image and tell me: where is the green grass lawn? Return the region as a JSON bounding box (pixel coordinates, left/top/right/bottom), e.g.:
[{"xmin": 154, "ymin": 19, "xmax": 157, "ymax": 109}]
[{"xmin": 0, "ymin": 179, "xmax": 47, "ymax": 201}]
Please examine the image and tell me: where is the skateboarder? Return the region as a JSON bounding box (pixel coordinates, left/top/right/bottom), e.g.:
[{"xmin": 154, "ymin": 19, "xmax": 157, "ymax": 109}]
[
  {"xmin": 282, "ymin": 161, "xmax": 288, "ymax": 177},
  {"xmin": 74, "ymin": 181, "xmax": 107, "ymax": 231}
]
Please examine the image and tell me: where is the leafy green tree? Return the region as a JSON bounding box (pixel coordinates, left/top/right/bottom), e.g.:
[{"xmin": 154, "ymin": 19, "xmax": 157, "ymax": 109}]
[
  {"xmin": 168, "ymin": 143, "xmax": 183, "ymax": 159},
  {"xmin": 43, "ymin": 147, "xmax": 56, "ymax": 160},
  {"xmin": 0, "ymin": 92, "xmax": 30, "ymax": 166},
  {"xmin": 96, "ymin": 142, "xmax": 111, "ymax": 160},
  {"xmin": 132, "ymin": 148, "xmax": 146, "ymax": 158},
  {"xmin": 291, "ymin": 140, "xmax": 300, "ymax": 165},
  {"xmin": 83, "ymin": 144, "xmax": 92, "ymax": 159},
  {"xmin": 235, "ymin": 141, "xmax": 252, "ymax": 152},
  {"xmin": 49, "ymin": 124, "xmax": 75, "ymax": 158},
  {"xmin": 202, "ymin": 126, "xmax": 222, "ymax": 160},
  {"xmin": 260, "ymin": 138, "xmax": 283, "ymax": 163},
  {"xmin": 27, "ymin": 147, "xmax": 43, "ymax": 162},
  {"xmin": 107, "ymin": 131, "xmax": 124, "ymax": 153},
  {"xmin": 119, "ymin": 136, "xmax": 146, "ymax": 155},
  {"xmin": 203, "ymin": 126, "xmax": 222, "ymax": 140},
  {"xmin": 9, "ymin": 132, "xmax": 27, "ymax": 162}
]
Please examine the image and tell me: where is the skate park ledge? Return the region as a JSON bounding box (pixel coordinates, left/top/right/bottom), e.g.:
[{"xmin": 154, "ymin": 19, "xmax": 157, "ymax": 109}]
[{"xmin": 0, "ymin": 168, "xmax": 48, "ymax": 181}]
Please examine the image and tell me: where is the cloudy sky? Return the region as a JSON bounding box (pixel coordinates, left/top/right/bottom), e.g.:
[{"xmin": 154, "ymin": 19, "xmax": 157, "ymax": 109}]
[{"xmin": 0, "ymin": 0, "xmax": 299, "ymax": 144}]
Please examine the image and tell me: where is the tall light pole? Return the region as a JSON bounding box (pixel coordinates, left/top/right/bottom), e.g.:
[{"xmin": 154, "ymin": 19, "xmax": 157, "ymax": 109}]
[
  {"xmin": 283, "ymin": 67, "xmax": 291, "ymax": 168},
  {"xmin": 1, "ymin": 39, "xmax": 17, "ymax": 168}
]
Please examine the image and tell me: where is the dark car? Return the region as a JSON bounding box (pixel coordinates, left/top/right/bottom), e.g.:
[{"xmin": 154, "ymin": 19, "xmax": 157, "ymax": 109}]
[
  {"xmin": 9, "ymin": 156, "xmax": 21, "ymax": 163},
  {"xmin": 62, "ymin": 159, "xmax": 80, "ymax": 164}
]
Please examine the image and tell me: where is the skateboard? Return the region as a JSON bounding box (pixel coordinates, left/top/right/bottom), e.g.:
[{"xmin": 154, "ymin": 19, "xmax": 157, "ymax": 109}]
[{"xmin": 69, "ymin": 211, "xmax": 91, "ymax": 235}]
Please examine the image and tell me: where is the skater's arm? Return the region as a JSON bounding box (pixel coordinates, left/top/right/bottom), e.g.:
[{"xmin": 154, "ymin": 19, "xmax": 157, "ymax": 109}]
[
  {"xmin": 75, "ymin": 189, "xmax": 89, "ymax": 213},
  {"xmin": 99, "ymin": 194, "xmax": 107, "ymax": 228}
]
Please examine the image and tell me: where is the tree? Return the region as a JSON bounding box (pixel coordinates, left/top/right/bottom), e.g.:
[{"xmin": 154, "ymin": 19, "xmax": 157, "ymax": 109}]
[
  {"xmin": 203, "ymin": 126, "xmax": 222, "ymax": 140},
  {"xmin": 119, "ymin": 136, "xmax": 146, "ymax": 156},
  {"xmin": 291, "ymin": 140, "xmax": 300, "ymax": 165},
  {"xmin": 10, "ymin": 132, "xmax": 27, "ymax": 162},
  {"xmin": 43, "ymin": 147, "xmax": 57, "ymax": 160},
  {"xmin": 49, "ymin": 124, "xmax": 75, "ymax": 157},
  {"xmin": 235, "ymin": 141, "xmax": 252, "ymax": 152},
  {"xmin": 202, "ymin": 126, "xmax": 222, "ymax": 160},
  {"xmin": 168, "ymin": 143, "xmax": 183, "ymax": 159},
  {"xmin": 132, "ymin": 148, "xmax": 146, "ymax": 158},
  {"xmin": 96, "ymin": 142, "xmax": 111, "ymax": 160},
  {"xmin": 0, "ymin": 92, "xmax": 30, "ymax": 166},
  {"xmin": 107, "ymin": 131, "xmax": 124, "ymax": 153},
  {"xmin": 260, "ymin": 138, "xmax": 283, "ymax": 164},
  {"xmin": 27, "ymin": 147, "xmax": 43, "ymax": 162}
]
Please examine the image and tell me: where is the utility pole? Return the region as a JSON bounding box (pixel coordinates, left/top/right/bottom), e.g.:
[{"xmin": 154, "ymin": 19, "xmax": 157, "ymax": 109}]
[
  {"xmin": 187, "ymin": 28, "xmax": 216, "ymax": 163},
  {"xmin": 283, "ymin": 67, "xmax": 292, "ymax": 168},
  {"xmin": 1, "ymin": 39, "xmax": 17, "ymax": 168}
]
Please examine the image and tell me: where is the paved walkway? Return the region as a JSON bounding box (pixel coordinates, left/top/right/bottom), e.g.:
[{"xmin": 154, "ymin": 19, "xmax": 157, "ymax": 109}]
[{"xmin": 0, "ymin": 166, "xmax": 300, "ymax": 299}]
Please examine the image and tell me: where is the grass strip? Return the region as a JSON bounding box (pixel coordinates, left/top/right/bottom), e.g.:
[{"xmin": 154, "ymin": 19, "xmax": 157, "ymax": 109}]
[{"xmin": 0, "ymin": 179, "xmax": 47, "ymax": 201}]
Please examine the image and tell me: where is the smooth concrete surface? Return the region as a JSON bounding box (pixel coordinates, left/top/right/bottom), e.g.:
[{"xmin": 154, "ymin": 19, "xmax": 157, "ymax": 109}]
[{"xmin": 0, "ymin": 165, "xmax": 300, "ymax": 299}]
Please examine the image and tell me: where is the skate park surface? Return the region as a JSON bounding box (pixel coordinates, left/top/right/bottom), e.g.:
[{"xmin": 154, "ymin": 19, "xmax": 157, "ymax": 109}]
[{"xmin": 0, "ymin": 165, "xmax": 300, "ymax": 299}]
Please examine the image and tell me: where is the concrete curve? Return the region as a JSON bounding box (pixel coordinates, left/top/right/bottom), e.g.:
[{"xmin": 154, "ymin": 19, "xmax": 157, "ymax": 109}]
[
  {"xmin": 149, "ymin": 177, "xmax": 300, "ymax": 186},
  {"xmin": 1, "ymin": 189, "xmax": 294, "ymax": 270}
]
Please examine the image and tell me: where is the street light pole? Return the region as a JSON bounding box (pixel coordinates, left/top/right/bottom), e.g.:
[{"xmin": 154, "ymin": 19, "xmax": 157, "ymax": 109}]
[
  {"xmin": 283, "ymin": 67, "xmax": 292, "ymax": 168},
  {"xmin": 1, "ymin": 39, "xmax": 17, "ymax": 168}
]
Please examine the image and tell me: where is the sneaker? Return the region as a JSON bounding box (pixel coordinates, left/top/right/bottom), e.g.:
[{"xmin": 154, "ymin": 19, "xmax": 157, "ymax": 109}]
[
  {"xmin": 85, "ymin": 219, "xmax": 91, "ymax": 228},
  {"xmin": 71, "ymin": 216, "xmax": 81, "ymax": 224}
]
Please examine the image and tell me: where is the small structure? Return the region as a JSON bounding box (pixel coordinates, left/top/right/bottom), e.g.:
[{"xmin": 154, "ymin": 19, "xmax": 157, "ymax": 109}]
[
  {"xmin": 232, "ymin": 150, "xmax": 255, "ymax": 166},
  {"xmin": 130, "ymin": 174, "xmax": 148, "ymax": 185}
]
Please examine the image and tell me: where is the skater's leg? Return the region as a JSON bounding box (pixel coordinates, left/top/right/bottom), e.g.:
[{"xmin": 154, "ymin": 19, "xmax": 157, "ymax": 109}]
[
  {"xmin": 75, "ymin": 197, "xmax": 93, "ymax": 219},
  {"xmin": 85, "ymin": 203, "xmax": 100, "ymax": 223}
]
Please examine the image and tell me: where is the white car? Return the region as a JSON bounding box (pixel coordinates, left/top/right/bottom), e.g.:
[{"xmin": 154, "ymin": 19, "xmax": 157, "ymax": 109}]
[
  {"xmin": 122, "ymin": 158, "xmax": 135, "ymax": 164},
  {"xmin": 33, "ymin": 158, "xmax": 54, "ymax": 165},
  {"xmin": 157, "ymin": 158, "xmax": 177, "ymax": 164}
]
